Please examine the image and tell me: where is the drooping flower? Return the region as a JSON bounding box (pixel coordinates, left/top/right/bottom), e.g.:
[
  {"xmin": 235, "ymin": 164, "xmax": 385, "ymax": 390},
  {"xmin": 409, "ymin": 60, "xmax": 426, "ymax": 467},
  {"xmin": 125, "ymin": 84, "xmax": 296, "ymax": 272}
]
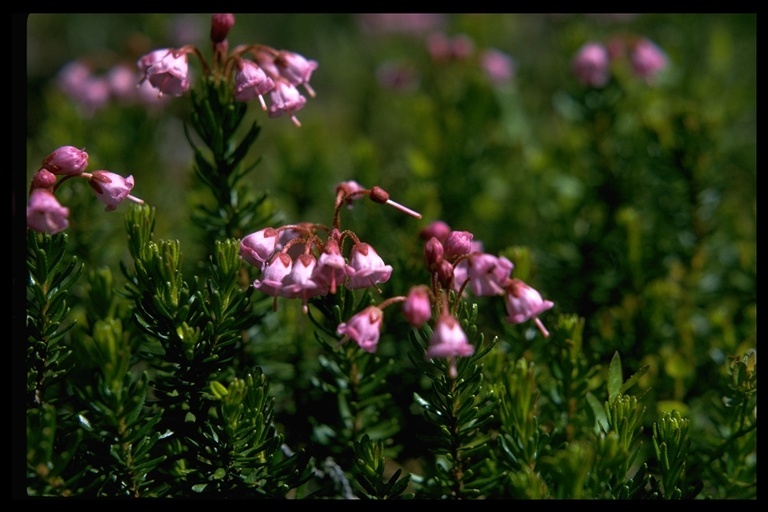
[
  {"xmin": 466, "ymin": 253, "xmax": 514, "ymax": 296},
  {"xmin": 311, "ymin": 238, "xmax": 349, "ymax": 294},
  {"xmin": 337, "ymin": 305, "xmax": 384, "ymax": 353},
  {"xmin": 234, "ymin": 59, "xmax": 275, "ymax": 110},
  {"xmin": 274, "ymin": 50, "xmax": 318, "ymax": 97},
  {"xmin": 88, "ymin": 171, "xmax": 142, "ymax": 211},
  {"xmin": 240, "ymin": 227, "xmax": 279, "ymax": 269},
  {"xmin": 426, "ymin": 313, "xmax": 475, "ymax": 378},
  {"xmin": 281, "ymin": 253, "xmax": 326, "ymax": 312},
  {"xmin": 572, "ymin": 42, "xmax": 611, "ymax": 88},
  {"xmin": 41, "ymin": 146, "xmax": 89, "ymax": 177},
  {"xmin": 504, "ymin": 278, "xmax": 554, "ymax": 337},
  {"xmin": 346, "ymin": 243, "xmax": 393, "ymax": 290},
  {"xmin": 267, "ymin": 81, "xmax": 307, "ymax": 127},
  {"xmin": 137, "ymin": 48, "xmax": 190, "ymax": 97},
  {"xmin": 253, "ymin": 252, "xmax": 293, "ymax": 298},
  {"xmin": 26, "ymin": 189, "xmax": 69, "ymax": 234},
  {"xmin": 402, "ymin": 285, "xmax": 432, "ymax": 328}
]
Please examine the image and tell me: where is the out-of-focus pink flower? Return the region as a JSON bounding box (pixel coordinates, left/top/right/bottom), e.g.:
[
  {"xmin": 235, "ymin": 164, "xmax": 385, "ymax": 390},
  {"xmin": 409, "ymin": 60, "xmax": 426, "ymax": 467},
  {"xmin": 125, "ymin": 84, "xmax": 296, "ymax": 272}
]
[
  {"xmin": 107, "ymin": 63, "xmax": 139, "ymax": 102},
  {"xmin": 57, "ymin": 60, "xmax": 91, "ymax": 98},
  {"xmin": 253, "ymin": 252, "xmax": 293, "ymax": 297},
  {"xmin": 235, "ymin": 59, "xmax": 275, "ymax": 109},
  {"xmin": 41, "ymin": 146, "xmax": 89, "ymax": 177},
  {"xmin": 267, "ymin": 81, "xmax": 307, "ymax": 127},
  {"xmin": 335, "ymin": 180, "xmax": 366, "ymax": 209},
  {"xmin": 88, "ymin": 171, "xmax": 138, "ymax": 211},
  {"xmin": 504, "ymin": 278, "xmax": 554, "ymax": 337},
  {"xmin": 427, "ymin": 32, "xmax": 475, "ymax": 62},
  {"xmin": 631, "ymin": 38, "xmax": 668, "ymax": 83},
  {"xmin": 137, "ymin": 48, "xmax": 190, "ymax": 97},
  {"xmin": 346, "ymin": 243, "xmax": 393, "ymax": 290},
  {"xmin": 403, "ymin": 285, "xmax": 432, "ymax": 328},
  {"xmin": 420, "ymin": 220, "xmax": 451, "ymax": 243},
  {"xmin": 240, "ymin": 227, "xmax": 279, "ymax": 269},
  {"xmin": 467, "ymin": 253, "xmax": 514, "ymax": 296},
  {"xmin": 274, "ymin": 50, "xmax": 318, "ymax": 97},
  {"xmin": 357, "ymin": 13, "xmax": 446, "ymax": 35},
  {"xmin": 27, "ymin": 189, "xmax": 69, "ymax": 234},
  {"xmin": 337, "ymin": 305, "xmax": 384, "ymax": 353},
  {"xmin": 481, "ymin": 48, "xmax": 516, "ymax": 86},
  {"xmin": 571, "ymin": 42, "xmax": 611, "ymax": 88}
]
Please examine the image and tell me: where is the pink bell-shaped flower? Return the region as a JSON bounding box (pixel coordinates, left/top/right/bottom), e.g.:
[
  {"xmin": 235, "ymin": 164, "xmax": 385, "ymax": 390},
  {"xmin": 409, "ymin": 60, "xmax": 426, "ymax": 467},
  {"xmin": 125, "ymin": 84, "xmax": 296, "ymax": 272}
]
[
  {"xmin": 26, "ymin": 189, "xmax": 70, "ymax": 234},
  {"xmin": 402, "ymin": 285, "xmax": 432, "ymax": 328},
  {"xmin": 311, "ymin": 238, "xmax": 349, "ymax": 294},
  {"xmin": 282, "ymin": 253, "xmax": 327, "ymax": 312},
  {"xmin": 253, "ymin": 252, "xmax": 293, "ymax": 298},
  {"xmin": 137, "ymin": 48, "xmax": 190, "ymax": 97},
  {"xmin": 240, "ymin": 227, "xmax": 279, "ymax": 270},
  {"xmin": 274, "ymin": 50, "xmax": 318, "ymax": 97},
  {"xmin": 337, "ymin": 305, "xmax": 384, "ymax": 353},
  {"xmin": 88, "ymin": 171, "xmax": 142, "ymax": 211},
  {"xmin": 346, "ymin": 243, "xmax": 393, "ymax": 290},
  {"xmin": 234, "ymin": 59, "xmax": 275, "ymax": 110},
  {"xmin": 504, "ymin": 278, "xmax": 554, "ymax": 337},
  {"xmin": 426, "ymin": 313, "xmax": 475, "ymax": 379},
  {"xmin": 267, "ymin": 81, "xmax": 307, "ymax": 127},
  {"xmin": 467, "ymin": 253, "xmax": 514, "ymax": 296}
]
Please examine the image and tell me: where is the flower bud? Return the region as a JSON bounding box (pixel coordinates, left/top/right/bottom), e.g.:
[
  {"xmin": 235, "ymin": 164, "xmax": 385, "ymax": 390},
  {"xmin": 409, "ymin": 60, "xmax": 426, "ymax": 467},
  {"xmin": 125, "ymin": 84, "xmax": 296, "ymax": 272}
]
[{"xmin": 41, "ymin": 145, "xmax": 89, "ymax": 176}]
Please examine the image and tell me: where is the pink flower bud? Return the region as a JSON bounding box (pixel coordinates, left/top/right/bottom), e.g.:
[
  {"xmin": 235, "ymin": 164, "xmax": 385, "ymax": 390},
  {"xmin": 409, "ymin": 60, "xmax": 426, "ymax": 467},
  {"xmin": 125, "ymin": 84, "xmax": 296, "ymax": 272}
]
[
  {"xmin": 443, "ymin": 230, "xmax": 473, "ymax": 262},
  {"xmin": 41, "ymin": 146, "xmax": 89, "ymax": 176},
  {"xmin": 210, "ymin": 13, "xmax": 235, "ymax": 43},
  {"xmin": 30, "ymin": 169, "xmax": 58, "ymax": 191},
  {"xmin": 424, "ymin": 236, "xmax": 444, "ymax": 271},
  {"xmin": 403, "ymin": 285, "xmax": 432, "ymax": 328},
  {"xmin": 27, "ymin": 189, "xmax": 69, "ymax": 234},
  {"xmin": 420, "ymin": 220, "xmax": 451, "ymax": 243}
]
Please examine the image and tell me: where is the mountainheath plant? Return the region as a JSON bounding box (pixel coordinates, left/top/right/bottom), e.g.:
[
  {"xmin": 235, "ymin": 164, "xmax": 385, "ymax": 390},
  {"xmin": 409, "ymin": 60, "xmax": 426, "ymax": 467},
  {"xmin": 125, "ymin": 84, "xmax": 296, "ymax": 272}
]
[{"xmin": 22, "ymin": 14, "xmax": 755, "ymax": 499}]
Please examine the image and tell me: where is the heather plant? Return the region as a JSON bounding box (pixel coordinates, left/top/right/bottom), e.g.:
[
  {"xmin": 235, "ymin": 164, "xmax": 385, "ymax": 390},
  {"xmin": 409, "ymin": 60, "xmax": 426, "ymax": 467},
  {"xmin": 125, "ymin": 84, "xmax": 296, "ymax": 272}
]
[{"xmin": 22, "ymin": 13, "xmax": 755, "ymax": 499}]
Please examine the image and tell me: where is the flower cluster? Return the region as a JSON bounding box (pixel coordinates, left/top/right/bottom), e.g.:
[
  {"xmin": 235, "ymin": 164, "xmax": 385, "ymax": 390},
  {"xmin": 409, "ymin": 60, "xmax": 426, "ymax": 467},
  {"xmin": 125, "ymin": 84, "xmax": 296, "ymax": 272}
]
[
  {"xmin": 572, "ymin": 35, "xmax": 668, "ymax": 87},
  {"xmin": 26, "ymin": 145, "xmax": 144, "ymax": 234},
  {"xmin": 239, "ymin": 181, "xmax": 553, "ymax": 378},
  {"xmin": 136, "ymin": 13, "xmax": 318, "ymax": 127}
]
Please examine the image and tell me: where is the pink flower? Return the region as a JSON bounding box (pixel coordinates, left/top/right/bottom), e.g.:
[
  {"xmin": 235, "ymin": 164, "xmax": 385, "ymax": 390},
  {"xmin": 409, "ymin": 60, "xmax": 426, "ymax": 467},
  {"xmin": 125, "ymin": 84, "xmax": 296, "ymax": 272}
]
[
  {"xmin": 311, "ymin": 238, "xmax": 349, "ymax": 294},
  {"xmin": 504, "ymin": 278, "xmax": 554, "ymax": 337},
  {"xmin": 335, "ymin": 180, "xmax": 366, "ymax": 209},
  {"xmin": 27, "ymin": 189, "xmax": 69, "ymax": 234},
  {"xmin": 267, "ymin": 81, "xmax": 307, "ymax": 127},
  {"xmin": 467, "ymin": 253, "xmax": 514, "ymax": 296},
  {"xmin": 253, "ymin": 252, "xmax": 293, "ymax": 297},
  {"xmin": 572, "ymin": 42, "xmax": 611, "ymax": 88},
  {"xmin": 631, "ymin": 38, "xmax": 668, "ymax": 83},
  {"xmin": 107, "ymin": 63, "xmax": 140, "ymax": 102},
  {"xmin": 426, "ymin": 314, "xmax": 474, "ymax": 359},
  {"xmin": 57, "ymin": 60, "xmax": 91, "ymax": 98},
  {"xmin": 402, "ymin": 285, "xmax": 432, "ymax": 328},
  {"xmin": 235, "ymin": 59, "xmax": 275, "ymax": 110},
  {"xmin": 346, "ymin": 243, "xmax": 393, "ymax": 290},
  {"xmin": 137, "ymin": 48, "xmax": 190, "ymax": 97},
  {"xmin": 424, "ymin": 236, "xmax": 445, "ymax": 271},
  {"xmin": 30, "ymin": 169, "xmax": 57, "ymax": 191},
  {"xmin": 240, "ymin": 227, "xmax": 279, "ymax": 269},
  {"xmin": 274, "ymin": 50, "xmax": 318, "ymax": 96},
  {"xmin": 282, "ymin": 253, "xmax": 326, "ymax": 311},
  {"xmin": 41, "ymin": 146, "xmax": 89, "ymax": 177},
  {"xmin": 337, "ymin": 305, "xmax": 384, "ymax": 353},
  {"xmin": 481, "ymin": 48, "xmax": 516, "ymax": 86},
  {"xmin": 88, "ymin": 171, "xmax": 140, "ymax": 211}
]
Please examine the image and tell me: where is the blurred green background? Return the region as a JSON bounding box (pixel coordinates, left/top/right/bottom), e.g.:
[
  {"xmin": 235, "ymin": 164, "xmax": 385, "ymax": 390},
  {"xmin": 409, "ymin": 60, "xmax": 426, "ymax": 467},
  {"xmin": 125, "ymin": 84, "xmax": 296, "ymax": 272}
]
[{"xmin": 26, "ymin": 12, "xmax": 756, "ymax": 420}]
